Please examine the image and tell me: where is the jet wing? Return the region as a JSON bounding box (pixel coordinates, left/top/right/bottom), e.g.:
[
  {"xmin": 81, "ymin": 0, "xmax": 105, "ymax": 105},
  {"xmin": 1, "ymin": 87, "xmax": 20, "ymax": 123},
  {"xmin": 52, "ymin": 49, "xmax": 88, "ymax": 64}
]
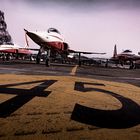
[
  {"xmin": 68, "ymin": 49, "xmax": 106, "ymax": 55},
  {"xmin": 76, "ymin": 51, "xmax": 106, "ymax": 55}
]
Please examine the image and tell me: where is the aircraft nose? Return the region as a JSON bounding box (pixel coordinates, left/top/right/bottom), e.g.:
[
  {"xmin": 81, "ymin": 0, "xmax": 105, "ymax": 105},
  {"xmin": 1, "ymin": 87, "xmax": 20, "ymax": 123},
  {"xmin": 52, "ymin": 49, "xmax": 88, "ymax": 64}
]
[{"xmin": 24, "ymin": 29, "xmax": 28, "ymax": 32}]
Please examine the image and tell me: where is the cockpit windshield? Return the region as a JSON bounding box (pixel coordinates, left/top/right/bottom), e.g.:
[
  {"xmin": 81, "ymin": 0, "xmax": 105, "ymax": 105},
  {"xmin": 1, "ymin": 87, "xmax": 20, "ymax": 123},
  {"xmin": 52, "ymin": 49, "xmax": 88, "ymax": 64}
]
[
  {"xmin": 47, "ymin": 28, "xmax": 60, "ymax": 34},
  {"xmin": 123, "ymin": 50, "xmax": 132, "ymax": 53}
]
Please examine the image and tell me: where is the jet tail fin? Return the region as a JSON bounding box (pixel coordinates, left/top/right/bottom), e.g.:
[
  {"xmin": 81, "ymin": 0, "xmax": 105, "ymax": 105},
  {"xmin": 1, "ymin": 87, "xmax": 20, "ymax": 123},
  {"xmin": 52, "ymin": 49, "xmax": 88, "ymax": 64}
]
[{"xmin": 113, "ymin": 44, "xmax": 117, "ymax": 58}]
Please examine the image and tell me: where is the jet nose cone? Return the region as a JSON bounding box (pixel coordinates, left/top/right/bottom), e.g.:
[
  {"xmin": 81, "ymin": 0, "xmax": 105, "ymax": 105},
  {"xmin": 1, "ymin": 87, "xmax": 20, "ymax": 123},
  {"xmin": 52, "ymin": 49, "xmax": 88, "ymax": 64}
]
[{"xmin": 24, "ymin": 29, "xmax": 28, "ymax": 32}]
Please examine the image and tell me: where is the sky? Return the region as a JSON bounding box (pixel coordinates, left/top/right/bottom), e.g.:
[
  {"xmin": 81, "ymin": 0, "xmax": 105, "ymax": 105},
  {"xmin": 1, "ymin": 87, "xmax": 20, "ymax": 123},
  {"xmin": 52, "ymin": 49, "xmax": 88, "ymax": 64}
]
[{"xmin": 1, "ymin": 0, "xmax": 140, "ymax": 58}]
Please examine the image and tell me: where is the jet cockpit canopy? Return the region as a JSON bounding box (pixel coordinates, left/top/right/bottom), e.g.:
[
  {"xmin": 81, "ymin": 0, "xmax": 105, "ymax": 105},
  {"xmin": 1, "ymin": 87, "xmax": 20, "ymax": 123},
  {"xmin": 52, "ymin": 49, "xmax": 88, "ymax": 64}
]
[
  {"xmin": 123, "ymin": 50, "xmax": 132, "ymax": 53},
  {"xmin": 47, "ymin": 28, "xmax": 60, "ymax": 34}
]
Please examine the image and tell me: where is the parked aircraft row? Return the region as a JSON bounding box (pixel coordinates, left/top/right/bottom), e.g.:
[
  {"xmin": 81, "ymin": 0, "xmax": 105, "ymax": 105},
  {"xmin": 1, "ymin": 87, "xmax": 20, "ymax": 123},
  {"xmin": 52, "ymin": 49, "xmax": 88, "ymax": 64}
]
[
  {"xmin": 0, "ymin": 27, "xmax": 106, "ymax": 66},
  {"xmin": 0, "ymin": 28, "xmax": 140, "ymax": 68}
]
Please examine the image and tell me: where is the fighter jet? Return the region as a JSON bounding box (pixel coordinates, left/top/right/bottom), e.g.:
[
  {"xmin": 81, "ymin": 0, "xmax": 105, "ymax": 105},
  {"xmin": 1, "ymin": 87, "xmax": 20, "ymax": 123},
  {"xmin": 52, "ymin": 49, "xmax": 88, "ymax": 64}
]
[
  {"xmin": 0, "ymin": 44, "xmax": 32, "ymax": 60},
  {"xmin": 24, "ymin": 28, "xmax": 69, "ymax": 66},
  {"xmin": 24, "ymin": 28, "xmax": 106, "ymax": 66},
  {"xmin": 111, "ymin": 44, "xmax": 140, "ymax": 69},
  {"xmin": 0, "ymin": 44, "xmax": 31, "ymax": 54}
]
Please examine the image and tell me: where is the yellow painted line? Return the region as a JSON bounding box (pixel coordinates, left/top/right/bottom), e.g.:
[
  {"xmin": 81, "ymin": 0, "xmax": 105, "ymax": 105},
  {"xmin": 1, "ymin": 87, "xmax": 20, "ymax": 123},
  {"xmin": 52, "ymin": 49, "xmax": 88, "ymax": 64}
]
[{"xmin": 70, "ymin": 65, "xmax": 78, "ymax": 75}]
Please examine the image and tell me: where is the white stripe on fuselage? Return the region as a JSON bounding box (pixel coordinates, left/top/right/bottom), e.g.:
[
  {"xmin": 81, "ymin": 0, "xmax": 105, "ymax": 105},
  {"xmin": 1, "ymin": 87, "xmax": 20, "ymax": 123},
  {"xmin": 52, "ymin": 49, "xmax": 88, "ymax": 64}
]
[{"xmin": 31, "ymin": 31, "xmax": 64, "ymax": 43}]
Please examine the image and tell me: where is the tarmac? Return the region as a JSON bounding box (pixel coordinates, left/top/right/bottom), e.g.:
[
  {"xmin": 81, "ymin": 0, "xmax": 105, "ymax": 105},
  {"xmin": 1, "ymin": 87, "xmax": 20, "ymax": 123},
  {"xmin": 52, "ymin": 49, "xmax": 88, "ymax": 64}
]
[{"xmin": 0, "ymin": 61, "xmax": 140, "ymax": 140}]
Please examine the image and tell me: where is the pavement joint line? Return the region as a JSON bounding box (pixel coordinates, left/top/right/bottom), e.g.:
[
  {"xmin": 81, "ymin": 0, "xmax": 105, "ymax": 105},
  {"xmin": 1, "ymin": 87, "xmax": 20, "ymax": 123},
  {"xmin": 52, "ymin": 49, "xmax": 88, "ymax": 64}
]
[{"xmin": 70, "ymin": 65, "xmax": 78, "ymax": 75}]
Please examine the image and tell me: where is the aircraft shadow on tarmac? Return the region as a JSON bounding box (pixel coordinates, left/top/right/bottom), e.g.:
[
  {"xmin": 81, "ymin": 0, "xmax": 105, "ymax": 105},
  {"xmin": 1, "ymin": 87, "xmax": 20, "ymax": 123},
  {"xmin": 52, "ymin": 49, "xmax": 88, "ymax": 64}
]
[
  {"xmin": 0, "ymin": 80, "xmax": 57, "ymax": 118},
  {"xmin": 71, "ymin": 82, "xmax": 140, "ymax": 129}
]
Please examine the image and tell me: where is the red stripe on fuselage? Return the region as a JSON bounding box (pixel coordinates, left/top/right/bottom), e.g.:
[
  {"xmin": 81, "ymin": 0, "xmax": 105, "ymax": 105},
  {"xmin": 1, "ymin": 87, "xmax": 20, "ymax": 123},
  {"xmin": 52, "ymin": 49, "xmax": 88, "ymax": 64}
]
[{"xmin": 47, "ymin": 41, "xmax": 64, "ymax": 51}]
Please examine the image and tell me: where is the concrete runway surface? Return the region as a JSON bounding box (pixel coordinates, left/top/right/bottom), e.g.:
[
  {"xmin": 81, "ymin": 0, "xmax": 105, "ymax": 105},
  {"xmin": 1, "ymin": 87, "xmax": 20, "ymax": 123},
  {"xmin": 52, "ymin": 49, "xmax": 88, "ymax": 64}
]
[{"xmin": 0, "ymin": 61, "xmax": 140, "ymax": 140}]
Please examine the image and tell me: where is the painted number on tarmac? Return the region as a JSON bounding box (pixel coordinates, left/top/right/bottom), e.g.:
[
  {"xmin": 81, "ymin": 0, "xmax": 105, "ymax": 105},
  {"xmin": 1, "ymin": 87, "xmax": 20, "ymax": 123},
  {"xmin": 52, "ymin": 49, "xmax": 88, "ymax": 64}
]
[
  {"xmin": 0, "ymin": 80, "xmax": 140, "ymax": 129},
  {"xmin": 72, "ymin": 81, "xmax": 140, "ymax": 128}
]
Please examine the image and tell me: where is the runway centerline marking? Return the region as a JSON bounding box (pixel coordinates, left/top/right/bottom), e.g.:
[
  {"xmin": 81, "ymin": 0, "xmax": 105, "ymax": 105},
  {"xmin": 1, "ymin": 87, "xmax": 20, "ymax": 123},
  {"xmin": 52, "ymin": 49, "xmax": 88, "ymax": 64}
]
[{"xmin": 70, "ymin": 65, "xmax": 78, "ymax": 76}]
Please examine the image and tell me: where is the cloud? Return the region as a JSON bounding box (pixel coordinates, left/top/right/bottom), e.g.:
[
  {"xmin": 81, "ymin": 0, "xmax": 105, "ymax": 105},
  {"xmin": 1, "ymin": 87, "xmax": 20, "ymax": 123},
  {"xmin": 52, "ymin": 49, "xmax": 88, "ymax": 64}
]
[{"xmin": 1, "ymin": 0, "xmax": 140, "ymax": 57}]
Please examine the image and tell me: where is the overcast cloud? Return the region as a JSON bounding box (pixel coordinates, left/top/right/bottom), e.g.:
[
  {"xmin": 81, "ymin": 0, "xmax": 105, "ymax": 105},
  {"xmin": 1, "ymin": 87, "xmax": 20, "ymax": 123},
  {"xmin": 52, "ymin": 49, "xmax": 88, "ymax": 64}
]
[{"xmin": 1, "ymin": 0, "xmax": 140, "ymax": 57}]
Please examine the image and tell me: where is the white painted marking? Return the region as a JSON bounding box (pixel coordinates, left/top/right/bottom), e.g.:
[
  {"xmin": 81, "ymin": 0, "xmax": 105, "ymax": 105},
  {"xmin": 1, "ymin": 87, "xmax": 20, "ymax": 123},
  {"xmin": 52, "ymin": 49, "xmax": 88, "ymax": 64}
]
[{"xmin": 70, "ymin": 65, "xmax": 78, "ymax": 76}]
